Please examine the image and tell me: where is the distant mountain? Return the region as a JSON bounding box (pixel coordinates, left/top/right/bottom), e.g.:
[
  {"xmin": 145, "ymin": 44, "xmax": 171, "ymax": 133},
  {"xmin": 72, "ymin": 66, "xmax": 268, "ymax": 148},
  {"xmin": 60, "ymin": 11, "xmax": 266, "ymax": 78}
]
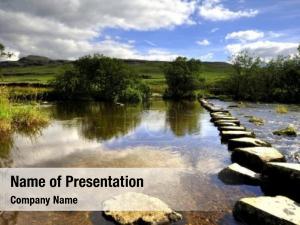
[{"xmin": 0, "ymin": 55, "xmax": 70, "ymax": 67}]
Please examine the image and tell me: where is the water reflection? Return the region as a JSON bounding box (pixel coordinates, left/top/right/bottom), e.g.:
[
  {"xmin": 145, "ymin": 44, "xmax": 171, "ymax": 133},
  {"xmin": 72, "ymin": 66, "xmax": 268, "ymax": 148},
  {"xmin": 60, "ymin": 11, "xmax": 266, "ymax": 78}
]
[
  {"xmin": 166, "ymin": 101, "xmax": 202, "ymax": 137},
  {"xmin": 52, "ymin": 102, "xmax": 143, "ymax": 141}
]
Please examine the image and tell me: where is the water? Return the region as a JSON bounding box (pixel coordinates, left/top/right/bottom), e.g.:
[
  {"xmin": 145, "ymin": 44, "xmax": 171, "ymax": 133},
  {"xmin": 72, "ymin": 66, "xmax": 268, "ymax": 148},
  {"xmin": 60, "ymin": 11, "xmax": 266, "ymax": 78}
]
[{"xmin": 1, "ymin": 99, "xmax": 298, "ymax": 225}]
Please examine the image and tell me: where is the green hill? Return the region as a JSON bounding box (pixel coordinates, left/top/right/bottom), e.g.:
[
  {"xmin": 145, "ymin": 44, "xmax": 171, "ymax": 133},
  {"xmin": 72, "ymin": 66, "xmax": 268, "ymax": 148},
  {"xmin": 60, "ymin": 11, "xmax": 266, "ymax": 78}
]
[{"xmin": 0, "ymin": 56, "xmax": 233, "ymax": 93}]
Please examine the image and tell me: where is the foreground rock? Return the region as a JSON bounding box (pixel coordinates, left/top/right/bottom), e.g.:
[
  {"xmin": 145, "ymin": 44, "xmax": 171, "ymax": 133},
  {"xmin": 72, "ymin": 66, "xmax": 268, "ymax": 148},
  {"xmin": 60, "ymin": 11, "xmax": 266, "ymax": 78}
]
[
  {"xmin": 221, "ymin": 131, "xmax": 255, "ymax": 142},
  {"xmin": 218, "ymin": 126, "xmax": 246, "ymax": 131},
  {"xmin": 233, "ymin": 196, "xmax": 300, "ymax": 225},
  {"xmin": 261, "ymin": 163, "xmax": 300, "ymax": 201},
  {"xmin": 273, "ymin": 124, "xmax": 297, "ymax": 136},
  {"xmin": 218, "ymin": 163, "xmax": 260, "ymax": 185},
  {"xmin": 214, "ymin": 119, "xmax": 240, "ymax": 126},
  {"xmin": 103, "ymin": 192, "xmax": 182, "ymax": 225},
  {"xmin": 231, "ymin": 147, "xmax": 285, "ymax": 172},
  {"xmin": 228, "ymin": 137, "xmax": 271, "ymax": 151}
]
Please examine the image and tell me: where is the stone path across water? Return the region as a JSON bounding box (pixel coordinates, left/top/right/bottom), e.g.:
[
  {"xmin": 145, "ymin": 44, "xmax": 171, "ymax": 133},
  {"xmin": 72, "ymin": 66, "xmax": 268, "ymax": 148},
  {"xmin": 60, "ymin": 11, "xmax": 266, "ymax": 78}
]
[{"xmin": 199, "ymin": 98, "xmax": 300, "ymax": 225}]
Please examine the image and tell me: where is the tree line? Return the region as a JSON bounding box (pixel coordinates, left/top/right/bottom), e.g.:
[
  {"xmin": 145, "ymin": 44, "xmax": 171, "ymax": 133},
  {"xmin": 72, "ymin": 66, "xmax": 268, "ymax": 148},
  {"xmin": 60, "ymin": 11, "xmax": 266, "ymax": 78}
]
[{"xmin": 218, "ymin": 45, "xmax": 300, "ymax": 103}]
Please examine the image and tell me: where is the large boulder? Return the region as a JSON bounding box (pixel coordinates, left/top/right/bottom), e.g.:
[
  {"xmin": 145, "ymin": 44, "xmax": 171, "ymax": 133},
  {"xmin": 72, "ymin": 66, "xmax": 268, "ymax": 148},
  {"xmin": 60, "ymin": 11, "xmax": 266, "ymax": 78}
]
[
  {"xmin": 218, "ymin": 163, "xmax": 260, "ymax": 185},
  {"xmin": 231, "ymin": 147, "xmax": 285, "ymax": 172},
  {"xmin": 261, "ymin": 163, "xmax": 300, "ymax": 201},
  {"xmin": 228, "ymin": 137, "xmax": 271, "ymax": 151},
  {"xmin": 218, "ymin": 126, "xmax": 246, "ymax": 131},
  {"xmin": 221, "ymin": 131, "xmax": 255, "ymax": 142},
  {"xmin": 233, "ymin": 196, "xmax": 300, "ymax": 225},
  {"xmin": 214, "ymin": 119, "xmax": 240, "ymax": 126},
  {"xmin": 103, "ymin": 192, "xmax": 182, "ymax": 225}
]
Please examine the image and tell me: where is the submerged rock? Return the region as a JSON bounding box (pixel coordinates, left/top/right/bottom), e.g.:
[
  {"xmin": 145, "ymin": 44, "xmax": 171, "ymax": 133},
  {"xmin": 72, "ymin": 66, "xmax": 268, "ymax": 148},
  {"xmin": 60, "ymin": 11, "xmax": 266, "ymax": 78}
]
[
  {"xmin": 214, "ymin": 119, "xmax": 240, "ymax": 126},
  {"xmin": 221, "ymin": 131, "xmax": 255, "ymax": 142},
  {"xmin": 218, "ymin": 163, "xmax": 260, "ymax": 185},
  {"xmin": 218, "ymin": 126, "xmax": 246, "ymax": 131},
  {"xmin": 103, "ymin": 192, "xmax": 182, "ymax": 225},
  {"xmin": 228, "ymin": 137, "xmax": 271, "ymax": 151},
  {"xmin": 273, "ymin": 124, "xmax": 297, "ymax": 136},
  {"xmin": 233, "ymin": 196, "xmax": 300, "ymax": 225},
  {"xmin": 248, "ymin": 116, "xmax": 264, "ymax": 126},
  {"xmin": 231, "ymin": 147, "xmax": 285, "ymax": 172}
]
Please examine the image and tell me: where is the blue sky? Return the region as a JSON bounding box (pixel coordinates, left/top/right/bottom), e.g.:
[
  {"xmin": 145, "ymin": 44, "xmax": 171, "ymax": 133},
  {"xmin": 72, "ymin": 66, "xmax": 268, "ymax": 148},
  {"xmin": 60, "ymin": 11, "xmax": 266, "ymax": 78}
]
[{"xmin": 1, "ymin": 0, "xmax": 299, "ymax": 61}]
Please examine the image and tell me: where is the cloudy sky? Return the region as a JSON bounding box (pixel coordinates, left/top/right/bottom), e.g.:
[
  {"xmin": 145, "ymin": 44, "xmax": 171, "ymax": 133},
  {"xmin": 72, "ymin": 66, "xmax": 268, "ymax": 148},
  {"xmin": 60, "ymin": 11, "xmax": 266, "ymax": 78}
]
[{"xmin": 0, "ymin": 0, "xmax": 299, "ymax": 61}]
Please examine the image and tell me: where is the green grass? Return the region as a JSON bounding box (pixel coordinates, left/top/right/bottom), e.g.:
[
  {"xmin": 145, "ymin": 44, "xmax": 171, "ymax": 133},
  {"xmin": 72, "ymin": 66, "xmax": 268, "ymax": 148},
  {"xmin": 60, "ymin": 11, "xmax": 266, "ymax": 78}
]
[
  {"xmin": 0, "ymin": 61, "xmax": 233, "ymax": 94},
  {"xmin": 0, "ymin": 87, "xmax": 49, "ymax": 136}
]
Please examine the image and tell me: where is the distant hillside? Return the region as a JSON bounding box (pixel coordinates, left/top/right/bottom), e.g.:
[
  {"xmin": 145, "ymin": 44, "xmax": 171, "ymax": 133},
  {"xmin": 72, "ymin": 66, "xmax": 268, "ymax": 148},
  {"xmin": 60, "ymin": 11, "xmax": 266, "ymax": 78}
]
[
  {"xmin": 0, "ymin": 55, "xmax": 232, "ymax": 70},
  {"xmin": 0, "ymin": 55, "xmax": 70, "ymax": 67}
]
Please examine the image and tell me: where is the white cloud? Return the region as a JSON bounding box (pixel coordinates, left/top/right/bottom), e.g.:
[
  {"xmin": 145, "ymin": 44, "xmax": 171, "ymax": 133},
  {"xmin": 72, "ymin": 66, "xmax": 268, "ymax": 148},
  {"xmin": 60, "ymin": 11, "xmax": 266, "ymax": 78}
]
[
  {"xmin": 200, "ymin": 53, "xmax": 214, "ymax": 61},
  {"xmin": 0, "ymin": 0, "xmax": 196, "ymax": 60},
  {"xmin": 226, "ymin": 30, "xmax": 264, "ymax": 42},
  {"xmin": 211, "ymin": 28, "xmax": 219, "ymax": 33},
  {"xmin": 145, "ymin": 40, "xmax": 157, "ymax": 47},
  {"xmin": 199, "ymin": 0, "xmax": 258, "ymax": 21},
  {"xmin": 197, "ymin": 39, "xmax": 210, "ymax": 46},
  {"xmin": 226, "ymin": 41, "xmax": 299, "ymax": 61}
]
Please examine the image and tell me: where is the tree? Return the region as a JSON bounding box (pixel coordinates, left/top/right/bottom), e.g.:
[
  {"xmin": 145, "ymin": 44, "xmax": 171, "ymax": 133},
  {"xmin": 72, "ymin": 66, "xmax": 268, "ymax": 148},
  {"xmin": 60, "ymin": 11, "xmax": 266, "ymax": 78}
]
[{"xmin": 164, "ymin": 57, "xmax": 202, "ymax": 99}]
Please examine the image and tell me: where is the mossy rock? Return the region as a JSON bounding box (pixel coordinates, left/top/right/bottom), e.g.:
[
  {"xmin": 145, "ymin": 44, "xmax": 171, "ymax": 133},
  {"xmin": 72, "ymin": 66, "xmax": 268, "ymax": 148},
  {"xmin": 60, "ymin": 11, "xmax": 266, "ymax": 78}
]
[
  {"xmin": 273, "ymin": 125, "xmax": 297, "ymax": 136},
  {"xmin": 249, "ymin": 116, "xmax": 264, "ymax": 126}
]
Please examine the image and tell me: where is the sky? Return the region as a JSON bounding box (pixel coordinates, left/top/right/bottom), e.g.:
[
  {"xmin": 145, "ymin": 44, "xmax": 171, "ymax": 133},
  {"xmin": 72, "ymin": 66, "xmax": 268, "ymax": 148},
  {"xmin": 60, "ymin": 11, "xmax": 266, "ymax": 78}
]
[{"xmin": 0, "ymin": 0, "xmax": 299, "ymax": 62}]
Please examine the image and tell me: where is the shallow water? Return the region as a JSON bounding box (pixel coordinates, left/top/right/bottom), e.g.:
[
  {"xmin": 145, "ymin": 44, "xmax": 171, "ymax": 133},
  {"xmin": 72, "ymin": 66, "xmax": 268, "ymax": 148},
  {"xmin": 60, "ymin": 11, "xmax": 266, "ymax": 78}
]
[
  {"xmin": 3, "ymin": 100, "xmax": 292, "ymax": 224},
  {"xmin": 211, "ymin": 99, "xmax": 300, "ymax": 163}
]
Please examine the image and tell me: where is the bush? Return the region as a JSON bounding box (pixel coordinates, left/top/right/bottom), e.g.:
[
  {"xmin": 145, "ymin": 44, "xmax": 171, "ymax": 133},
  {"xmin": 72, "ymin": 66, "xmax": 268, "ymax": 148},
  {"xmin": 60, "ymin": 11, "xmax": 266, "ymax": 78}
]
[
  {"xmin": 163, "ymin": 57, "xmax": 202, "ymax": 99},
  {"xmin": 53, "ymin": 55, "xmax": 150, "ymax": 103}
]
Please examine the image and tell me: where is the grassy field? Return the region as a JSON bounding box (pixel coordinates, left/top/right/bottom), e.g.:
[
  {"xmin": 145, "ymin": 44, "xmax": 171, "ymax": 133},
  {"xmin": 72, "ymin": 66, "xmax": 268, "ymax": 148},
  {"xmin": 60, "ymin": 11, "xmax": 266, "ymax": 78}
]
[{"xmin": 0, "ymin": 60, "xmax": 233, "ymax": 94}]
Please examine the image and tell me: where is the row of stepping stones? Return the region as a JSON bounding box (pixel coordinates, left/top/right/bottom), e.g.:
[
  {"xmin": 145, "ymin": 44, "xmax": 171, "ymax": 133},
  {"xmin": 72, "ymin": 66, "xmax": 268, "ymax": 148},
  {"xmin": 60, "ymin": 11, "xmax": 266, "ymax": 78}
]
[{"xmin": 199, "ymin": 99, "xmax": 300, "ymax": 225}]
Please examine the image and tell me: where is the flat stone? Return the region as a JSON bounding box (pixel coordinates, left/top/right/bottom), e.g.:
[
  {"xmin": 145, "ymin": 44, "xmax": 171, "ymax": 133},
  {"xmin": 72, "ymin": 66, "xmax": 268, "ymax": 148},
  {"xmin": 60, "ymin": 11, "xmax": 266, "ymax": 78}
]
[
  {"xmin": 211, "ymin": 112, "xmax": 231, "ymax": 117},
  {"xmin": 214, "ymin": 119, "xmax": 240, "ymax": 126},
  {"xmin": 211, "ymin": 116, "xmax": 237, "ymax": 122},
  {"xmin": 217, "ymin": 122, "xmax": 237, "ymax": 127},
  {"xmin": 231, "ymin": 147, "xmax": 285, "ymax": 172},
  {"xmin": 103, "ymin": 192, "xmax": 182, "ymax": 225},
  {"xmin": 233, "ymin": 196, "xmax": 300, "ymax": 225},
  {"xmin": 218, "ymin": 126, "xmax": 246, "ymax": 131},
  {"xmin": 221, "ymin": 131, "xmax": 255, "ymax": 142},
  {"xmin": 218, "ymin": 163, "xmax": 260, "ymax": 185},
  {"xmin": 228, "ymin": 137, "xmax": 271, "ymax": 151}
]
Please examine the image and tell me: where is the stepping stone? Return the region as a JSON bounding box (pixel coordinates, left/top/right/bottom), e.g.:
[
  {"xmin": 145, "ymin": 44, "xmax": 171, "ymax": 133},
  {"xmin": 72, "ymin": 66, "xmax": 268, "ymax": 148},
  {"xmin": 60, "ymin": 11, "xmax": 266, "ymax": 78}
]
[
  {"xmin": 228, "ymin": 137, "xmax": 271, "ymax": 151},
  {"xmin": 217, "ymin": 122, "xmax": 237, "ymax": 127},
  {"xmin": 211, "ymin": 116, "xmax": 237, "ymax": 122},
  {"xmin": 221, "ymin": 131, "xmax": 255, "ymax": 142},
  {"xmin": 218, "ymin": 126, "xmax": 246, "ymax": 131},
  {"xmin": 103, "ymin": 192, "xmax": 182, "ymax": 225},
  {"xmin": 231, "ymin": 147, "xmax": 285, "ymax": 172},
  {"xmin": 261, "ymin": 163, "xmax": 300, "ymax": 201},
  {"xmin": 218, "ymin": 163, "xmax": 260, "ymax": 185},
  {"xmin": 214, "ymin": 119, "xmax": 240, "ymax": 126},
  {"xmin": 211, "ymin": 112, "xmax": 231, "ymax": 117},
  {"xmin": 233, "ymin": 196, "xmax": 300, "ymax": 225}
]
